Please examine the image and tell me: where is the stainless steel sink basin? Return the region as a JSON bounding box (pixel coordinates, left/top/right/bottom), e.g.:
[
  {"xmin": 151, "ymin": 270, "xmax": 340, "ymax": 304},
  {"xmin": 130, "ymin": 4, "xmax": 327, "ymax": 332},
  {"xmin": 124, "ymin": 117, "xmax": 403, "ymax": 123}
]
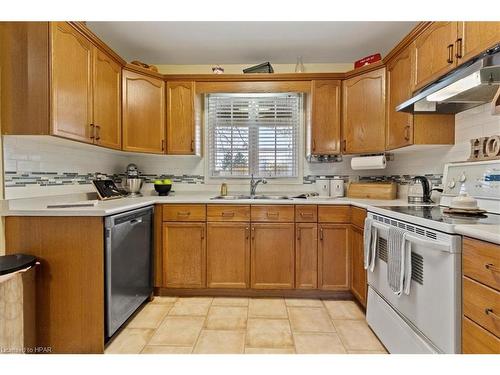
[
  {"xmin": 211, "ymin": 195, "xmax": 252, "ymax": 200},
  {"xmin": 211, "ymin": 194, "xmax": 291, "ymax": 200},
  {"xmin": 252, "ymin": 195, "xmax": 291, "ymax": 200}
]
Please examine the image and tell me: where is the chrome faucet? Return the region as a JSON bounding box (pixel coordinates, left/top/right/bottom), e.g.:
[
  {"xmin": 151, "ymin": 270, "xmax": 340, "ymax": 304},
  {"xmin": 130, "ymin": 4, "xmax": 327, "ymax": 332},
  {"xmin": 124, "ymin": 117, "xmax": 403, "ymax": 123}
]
[{"xmin": 250, "ymin": 174, "xmax": 267, "ymax": 196}]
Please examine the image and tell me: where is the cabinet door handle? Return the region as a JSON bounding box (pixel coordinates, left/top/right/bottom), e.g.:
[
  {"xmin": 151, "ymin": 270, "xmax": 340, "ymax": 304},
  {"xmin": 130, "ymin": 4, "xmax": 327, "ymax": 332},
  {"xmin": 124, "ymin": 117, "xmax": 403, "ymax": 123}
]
[
  {"xmin": 319, "ymin": 227, "xmax": 324, "ymax": 240},
  {"xmin": 221, "ymin": 211, "xmax": 235, "ymax": 217},
  {"xmin": 191, "ymin": 140, "xmax": 194, "ymax": 152},
  {"xmin": 90, "ymin": 124, "xmax": 95, "ymax": 140},
  {"xmin": 95, "ymin": 125, "xmax": 101, "ymax": 141},
  {"xmin": 201, "ymin": 226, "xmax": 205, "ymax": 239},
  {"xmin": 485, "ymin": 263, "xmax": 500, "ymax": 273},
  {"xmin": 251, "ymin": 226, "xmax": 255, "ymax": 240},
  {"xmin": 245, "ymin": 226, "xmax": 249, "ymax": 239},
  {"xmin": 300, "ymin": 212, "xmax": 314, "ymax": 218},
  {"xmin": 177, "ymin": 211, "xmax": 191, "ymax": 216},
  {"xmin": 312, "ymin": 139, "xmax": 316, "ymax": 152},
  {"xmin": 297, "ymin": 227, "xmax": 301, "ymax": 240},
  {"xmin": 447, "ymin": 44, "xmax": 454, "ymax": 64},
  {"xmin": 455, "ymin": 38, "xmax": 463, "ymax": 59},
  {"xmin": 485, "ymin": 308, "xmax": 500, "ymax": 321},
  {"xmin": 161, "ymin": 139, "xmax": 165, "ymax": 152},
  {"xmin": 404, "ymin": 124, "xmax": 411, "ymax": 141},
  {"xmin": 342, "ymin": 139, "xmax": 347, "ymax": 153},
  {"xmin": 267, "ymin": 211, "xmax": 279, "ymax": 218}
]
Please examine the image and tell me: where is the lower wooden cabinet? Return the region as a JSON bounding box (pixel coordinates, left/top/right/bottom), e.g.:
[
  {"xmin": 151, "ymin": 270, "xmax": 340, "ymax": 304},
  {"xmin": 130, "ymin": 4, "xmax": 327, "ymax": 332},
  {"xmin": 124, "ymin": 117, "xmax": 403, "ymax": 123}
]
[
  {"xmin": 251, "ymin": 223, "xmax": 295, "ymax": 289},
  {"xmin": 318, "ymin": 224, "xmax": 350, "ymax": 291},
  {"xmin": 207, "ymin": 222, "xmax": 250, "ymax": 288},
  {"xmin": 295, "ymin": 223, "xmax": 318, "ymax": 289},
  {"xmin": 350, "ymin": 225, "xmax": 367, "ymax": 306},
  {"xmin": 162, "ymin": 222, "xmax": 206, "ymax": 288}
]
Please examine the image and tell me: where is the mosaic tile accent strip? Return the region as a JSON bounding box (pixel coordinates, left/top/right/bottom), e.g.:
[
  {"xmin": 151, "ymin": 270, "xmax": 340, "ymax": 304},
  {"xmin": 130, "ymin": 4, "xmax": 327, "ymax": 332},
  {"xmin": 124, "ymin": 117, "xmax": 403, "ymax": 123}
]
[
  {"xmin": 4, "ymin": 171, "xmax": 206, "ymax": 188},
  {"xmin": 358, "ymin": 174, "xmax": 443, "ymax": 186}
]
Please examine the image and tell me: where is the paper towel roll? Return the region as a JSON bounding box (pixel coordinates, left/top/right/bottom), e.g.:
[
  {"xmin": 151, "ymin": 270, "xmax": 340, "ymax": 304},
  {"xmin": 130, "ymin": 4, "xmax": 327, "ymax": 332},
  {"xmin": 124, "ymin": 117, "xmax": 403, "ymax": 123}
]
[{"xmin": 350, "ymin": 155, "xmax": 387, "ymax": 170}]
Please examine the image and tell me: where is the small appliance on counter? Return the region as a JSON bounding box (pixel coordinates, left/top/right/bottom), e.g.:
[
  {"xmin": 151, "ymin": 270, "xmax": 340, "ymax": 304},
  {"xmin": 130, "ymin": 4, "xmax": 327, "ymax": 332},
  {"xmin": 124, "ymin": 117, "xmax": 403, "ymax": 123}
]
[
  {"xmin": 407, "ymin": 176, "xmax": 431, "ymax": 203},
  {"xmin": 330, "ymin": 179, "xmax": 345, "ymax": 197},
  {"xmin": 314, "ymin": 180, "xmax": 330, "ymax": 197},
  {"xmin": 123, "ymin": 163, "xmax": 144, "ymax": 198}
]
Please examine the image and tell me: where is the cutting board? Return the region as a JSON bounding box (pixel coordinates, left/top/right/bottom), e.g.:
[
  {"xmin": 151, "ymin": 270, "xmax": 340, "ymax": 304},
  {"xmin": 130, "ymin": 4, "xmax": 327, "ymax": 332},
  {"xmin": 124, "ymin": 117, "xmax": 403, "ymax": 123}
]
[{"xmin": 347, "ymin": 182, "xmax": 397, "ymax": 200}]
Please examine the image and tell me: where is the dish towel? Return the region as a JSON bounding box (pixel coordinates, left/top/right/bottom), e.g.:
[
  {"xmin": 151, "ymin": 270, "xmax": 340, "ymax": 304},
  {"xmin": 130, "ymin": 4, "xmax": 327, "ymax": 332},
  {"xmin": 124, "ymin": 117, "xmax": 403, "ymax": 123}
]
[
  {"xmin": 387, "ymin": 226, "xmax": 406, "ymax": 296},
  {"xmin": 402, "ymin": 233, "xmax": 412, "ymax": 296},
  {"xmin": 363, "ymin": 217, "xmax": 378, "ymax": 272}
]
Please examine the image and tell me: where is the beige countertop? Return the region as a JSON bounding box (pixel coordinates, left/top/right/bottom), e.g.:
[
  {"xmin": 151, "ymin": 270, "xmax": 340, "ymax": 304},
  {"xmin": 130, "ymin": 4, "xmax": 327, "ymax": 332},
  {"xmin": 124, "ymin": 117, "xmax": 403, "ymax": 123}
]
[
  {"xmin": 454, "ymin": 224, "xmax": 500, "ymax": 245},
  {"xmin": 0, "ymin": 191, "xmax": 408, "ymax": 217}
]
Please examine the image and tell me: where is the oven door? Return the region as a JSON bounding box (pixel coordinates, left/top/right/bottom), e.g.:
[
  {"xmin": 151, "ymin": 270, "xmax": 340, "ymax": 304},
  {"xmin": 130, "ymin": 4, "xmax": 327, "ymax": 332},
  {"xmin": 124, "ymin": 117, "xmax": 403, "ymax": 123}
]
[{"xmin": 366, "ymin": 214, "xmax": 462, "ymax": 354}]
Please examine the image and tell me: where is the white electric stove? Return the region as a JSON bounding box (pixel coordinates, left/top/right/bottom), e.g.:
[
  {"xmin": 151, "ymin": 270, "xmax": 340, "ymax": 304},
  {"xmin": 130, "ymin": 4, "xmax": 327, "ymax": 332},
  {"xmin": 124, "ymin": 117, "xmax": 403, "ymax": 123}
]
[{"xmin": 365, "ymin": 160, "xmax": 500, "ymax": 354}]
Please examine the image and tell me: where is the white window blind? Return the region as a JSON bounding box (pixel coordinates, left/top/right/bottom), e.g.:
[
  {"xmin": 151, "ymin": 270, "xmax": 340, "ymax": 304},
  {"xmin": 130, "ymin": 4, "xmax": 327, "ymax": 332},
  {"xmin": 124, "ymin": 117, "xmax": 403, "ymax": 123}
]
[{"xmin": 207, "ymin": 93, "xmax": 300, "ymax": 178}]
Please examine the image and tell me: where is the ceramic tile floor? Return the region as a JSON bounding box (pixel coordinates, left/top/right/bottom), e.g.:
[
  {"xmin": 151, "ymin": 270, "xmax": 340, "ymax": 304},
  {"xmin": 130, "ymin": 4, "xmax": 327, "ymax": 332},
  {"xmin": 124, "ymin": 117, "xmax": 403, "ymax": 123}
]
[{"xmin": 105, "ymin": 296, "xmax": 388, "ymax": 354}]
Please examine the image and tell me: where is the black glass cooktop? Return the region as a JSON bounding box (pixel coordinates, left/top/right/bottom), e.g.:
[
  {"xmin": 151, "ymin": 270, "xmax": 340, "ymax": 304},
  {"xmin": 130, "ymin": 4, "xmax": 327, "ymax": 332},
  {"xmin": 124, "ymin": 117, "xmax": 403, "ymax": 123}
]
[{"xmin": 376, "ymin": 206, "xmax": 500, "ymax": 225}]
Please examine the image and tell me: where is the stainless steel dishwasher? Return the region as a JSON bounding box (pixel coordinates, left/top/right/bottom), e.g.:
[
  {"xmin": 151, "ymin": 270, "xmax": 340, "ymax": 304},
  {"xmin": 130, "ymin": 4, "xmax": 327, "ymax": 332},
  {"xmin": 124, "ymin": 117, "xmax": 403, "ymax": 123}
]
[{"xmin": 105, "ymin": 206, "xmax": 153, "ymax": 339}]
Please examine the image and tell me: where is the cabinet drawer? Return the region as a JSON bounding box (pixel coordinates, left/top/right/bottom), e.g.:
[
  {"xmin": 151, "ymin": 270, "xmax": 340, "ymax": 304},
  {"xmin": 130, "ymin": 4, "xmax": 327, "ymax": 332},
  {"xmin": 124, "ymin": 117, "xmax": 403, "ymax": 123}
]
[
  {"xmin": 207, "ymin": 205, "xmax": 250, "ymax": 222},
  {"xmin": 351, "ymin": 207, "xmax": 367, "ymax": 229},
  {"xmin": 462, "ymin": 316, "xmax": 500, "ymax": 354},
  {"xmin": 463, "ymin": 237, "xmax": 500, "ymax": 291},
  {"xmin": 162, "ymin": 204, "xmax": 206, "ymax": 221},
  {"xmin": 318, "ymin": 205, "xmax": 351, "ymax": 223},
  {"xmin": 463, "ymin": 276, "xmax": 500, "ymax": 338},
  {"xmin": 251, "ymin": 205, "xmax": 295, "ymax": 222},
  {"xmin": 295, "ymin": 205, "xmax": 318, "ymax": 222}
]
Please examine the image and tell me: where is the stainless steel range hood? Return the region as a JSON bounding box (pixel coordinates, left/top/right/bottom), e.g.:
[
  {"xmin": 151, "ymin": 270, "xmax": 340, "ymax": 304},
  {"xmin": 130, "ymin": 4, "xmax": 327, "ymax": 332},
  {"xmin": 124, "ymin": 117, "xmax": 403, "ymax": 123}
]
[{"xmin": 397, "ymin": 45, "xmax": 500, "ymax": 114}]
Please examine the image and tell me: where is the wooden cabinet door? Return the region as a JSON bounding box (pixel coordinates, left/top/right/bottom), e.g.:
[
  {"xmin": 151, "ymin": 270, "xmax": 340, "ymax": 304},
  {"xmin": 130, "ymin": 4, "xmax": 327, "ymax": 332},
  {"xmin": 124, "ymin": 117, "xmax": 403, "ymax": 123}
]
[
  {"xmin": 50, "ymin": 22, "xmax": 93, "ymax": 143},
  {"xmin": 295, "ymin": 223, "xmax": 318, "ymax": 289},
  {"xmin": 310, "ymin": 80, "xmax": 341, "ymax": 154},
  {"xmin": 386, "ymin": 46, "xmax": 414, "ymax": 150},
  {"xmin": 251, "ymin": 223, "xmax": 295, "ymax": 289},
  {"xmin": 122, "ymin": 70, "xmax": 166, "ymax": 154},
  {"xmin": 350, "ymin": 225, "xmax": 367, "ymax": 306},
  {"xmin": 207, "ymin": 222, "xmax": 250, "ymax": 288},
  {"xmin": 342, "ymin": 68, "xmax": 386, "ymax": 154},
  {"xmin": 318, "ymin": 224, "xmax": 349, "ymax": 291},
  {"xmin": 167, "ymin": 81, "xmax": 195, "ymax": 154},
  {"xmin": 162, "ymin": 222, "xmax": 206, "ymax": 288},
  {"xmin": 92, "ymin": 47, "xmax": 121, "ymax": 150},
  {"xmin": 413, "ymin": 22, "xmax": 458, "ymax": 90},
  {"xmin": 458, "ymin": 22, "xmax": 500, "ymax": 63}
]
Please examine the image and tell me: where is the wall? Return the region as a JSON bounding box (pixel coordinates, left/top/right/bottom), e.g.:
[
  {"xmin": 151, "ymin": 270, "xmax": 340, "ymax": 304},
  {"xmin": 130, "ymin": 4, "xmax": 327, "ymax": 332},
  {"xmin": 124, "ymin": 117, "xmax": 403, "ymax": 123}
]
[
  {"xmin": 386, "ymin": 103, "xmax": 500, "ymax": 176},
  {"xmin": 156, "ymin": 63, "xmax": 353, "ymax": 74}
]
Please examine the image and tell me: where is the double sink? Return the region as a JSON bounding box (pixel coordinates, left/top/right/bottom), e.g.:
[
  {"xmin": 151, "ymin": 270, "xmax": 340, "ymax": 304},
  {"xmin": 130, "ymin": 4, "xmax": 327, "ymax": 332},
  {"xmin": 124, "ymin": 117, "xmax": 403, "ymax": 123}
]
[{"xmin": 211, "ymin": 194, "xmax": 292, "ymax": 200}]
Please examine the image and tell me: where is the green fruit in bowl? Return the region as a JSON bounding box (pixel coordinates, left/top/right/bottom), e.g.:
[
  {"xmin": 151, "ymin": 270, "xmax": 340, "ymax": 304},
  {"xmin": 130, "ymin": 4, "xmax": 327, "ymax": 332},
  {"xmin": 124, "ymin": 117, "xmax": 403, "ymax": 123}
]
[
  {"xmin": 163, "ymin": 179, "xmax": 172, "ymax": 185},
  {"xmin": 153, "ymin": 180, "xmax": 163, "ymax": 185}
]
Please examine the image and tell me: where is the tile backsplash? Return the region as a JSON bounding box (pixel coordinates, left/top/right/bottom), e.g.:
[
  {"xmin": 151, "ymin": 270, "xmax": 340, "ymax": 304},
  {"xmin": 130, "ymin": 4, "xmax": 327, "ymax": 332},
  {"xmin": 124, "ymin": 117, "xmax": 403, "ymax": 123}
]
[{"xmin": 3, "ymin": 103, "xmax": 498, "ymax": 199}]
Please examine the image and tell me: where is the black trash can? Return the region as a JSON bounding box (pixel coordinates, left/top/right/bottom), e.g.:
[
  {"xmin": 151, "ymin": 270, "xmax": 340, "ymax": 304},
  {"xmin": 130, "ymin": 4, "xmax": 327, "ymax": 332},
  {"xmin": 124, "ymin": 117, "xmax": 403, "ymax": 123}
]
[{"xmin": 0, "ymin": 254, "xmax": 37, "ymax": 354}]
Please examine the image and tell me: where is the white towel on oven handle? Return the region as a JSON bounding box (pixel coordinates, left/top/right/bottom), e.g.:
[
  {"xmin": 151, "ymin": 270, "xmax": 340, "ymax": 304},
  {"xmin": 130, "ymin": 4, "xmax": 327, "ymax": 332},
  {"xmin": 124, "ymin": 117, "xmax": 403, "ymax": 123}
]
[
  {"xmin": 363, "ymin": 217, "xmax": 378, "ymax": 272},
  {"xmin": 402, "ymin": 233, "xmax": 412, "ymax": 296}
]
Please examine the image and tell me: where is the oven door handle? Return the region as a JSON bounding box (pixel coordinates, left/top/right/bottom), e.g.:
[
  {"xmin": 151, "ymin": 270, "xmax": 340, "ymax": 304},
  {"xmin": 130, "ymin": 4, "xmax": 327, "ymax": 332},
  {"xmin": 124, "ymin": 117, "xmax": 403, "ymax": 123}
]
[{"xmin": 371, "ymin": 221, "xmax": 451, "ymax": 253}]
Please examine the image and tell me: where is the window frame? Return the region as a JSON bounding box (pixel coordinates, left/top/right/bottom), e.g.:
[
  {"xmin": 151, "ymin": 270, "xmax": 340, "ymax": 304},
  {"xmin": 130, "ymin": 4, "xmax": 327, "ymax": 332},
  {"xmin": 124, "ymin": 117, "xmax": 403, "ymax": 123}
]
[{"xmin": 204, "ymin": 93, "xmax": 304, "ymax": 183}]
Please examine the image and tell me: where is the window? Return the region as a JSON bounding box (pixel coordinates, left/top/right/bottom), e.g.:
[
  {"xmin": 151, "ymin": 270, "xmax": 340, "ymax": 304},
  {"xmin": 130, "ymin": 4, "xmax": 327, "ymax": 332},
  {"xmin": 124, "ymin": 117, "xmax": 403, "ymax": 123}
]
[{"xmin": 207, "ymin": 93, "xmax": 301, "ymax": 178}]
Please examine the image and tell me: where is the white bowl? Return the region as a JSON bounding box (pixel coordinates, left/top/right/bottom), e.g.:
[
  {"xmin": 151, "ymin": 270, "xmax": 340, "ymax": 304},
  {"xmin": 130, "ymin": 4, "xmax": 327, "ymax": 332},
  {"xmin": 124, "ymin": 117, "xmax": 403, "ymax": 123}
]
[{"xmin": 450, "ymin": 193, "xmax": 478, "ymax": 210}]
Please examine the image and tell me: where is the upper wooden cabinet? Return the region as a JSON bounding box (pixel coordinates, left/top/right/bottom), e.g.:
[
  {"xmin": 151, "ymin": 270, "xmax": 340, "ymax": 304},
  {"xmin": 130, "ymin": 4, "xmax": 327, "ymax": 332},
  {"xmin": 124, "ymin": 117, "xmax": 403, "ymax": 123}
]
[
  {"xmin": 166, "ymin": 81, "xmax": 198, "ymax": 155},
  {"xmin": 92, "ymin": 47, "xmax": 121, "ymax": 150},
  {"xmin": 342, "ymin": 67, "xmax": 386, "ymax": 154},
  {"xmin": 51, "ymin": 22, "xmax": 93, "ymax": 143},
  {"xmin": 122, "ymin": 69, "xmax": 166, "ymax": 154},
  {"xmin": 386, "ymin": 45, "xmax": 455, "ymax": 150},
  {"xmin": 412, "ymin": 22, "xmax": 459, "ymax": 90},
  {"xmin": 309, "ymin": 80, "xmax": 341, "ymax": 155},
  {"xmin": 413, "ymin": 22, "xmax": 500, "ymax": 91},
  {"xmin": 457, "ymin": 22, "xmax": 500, "ymax": 63}
]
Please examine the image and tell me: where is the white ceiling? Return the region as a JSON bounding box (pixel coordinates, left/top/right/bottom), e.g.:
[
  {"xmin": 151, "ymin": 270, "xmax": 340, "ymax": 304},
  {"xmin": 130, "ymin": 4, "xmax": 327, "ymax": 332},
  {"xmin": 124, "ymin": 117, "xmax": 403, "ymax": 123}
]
[{"xmin": 86, "ymin": 21, "xmax": 418, "ymax": 64}]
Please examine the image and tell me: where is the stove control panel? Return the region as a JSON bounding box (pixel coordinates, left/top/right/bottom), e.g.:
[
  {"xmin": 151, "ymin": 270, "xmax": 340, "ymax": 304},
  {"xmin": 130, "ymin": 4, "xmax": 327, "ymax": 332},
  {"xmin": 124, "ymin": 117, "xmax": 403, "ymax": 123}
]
[{"xmin": 442, "ymin": 160, "xmax": 500, "ymax": 201}]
